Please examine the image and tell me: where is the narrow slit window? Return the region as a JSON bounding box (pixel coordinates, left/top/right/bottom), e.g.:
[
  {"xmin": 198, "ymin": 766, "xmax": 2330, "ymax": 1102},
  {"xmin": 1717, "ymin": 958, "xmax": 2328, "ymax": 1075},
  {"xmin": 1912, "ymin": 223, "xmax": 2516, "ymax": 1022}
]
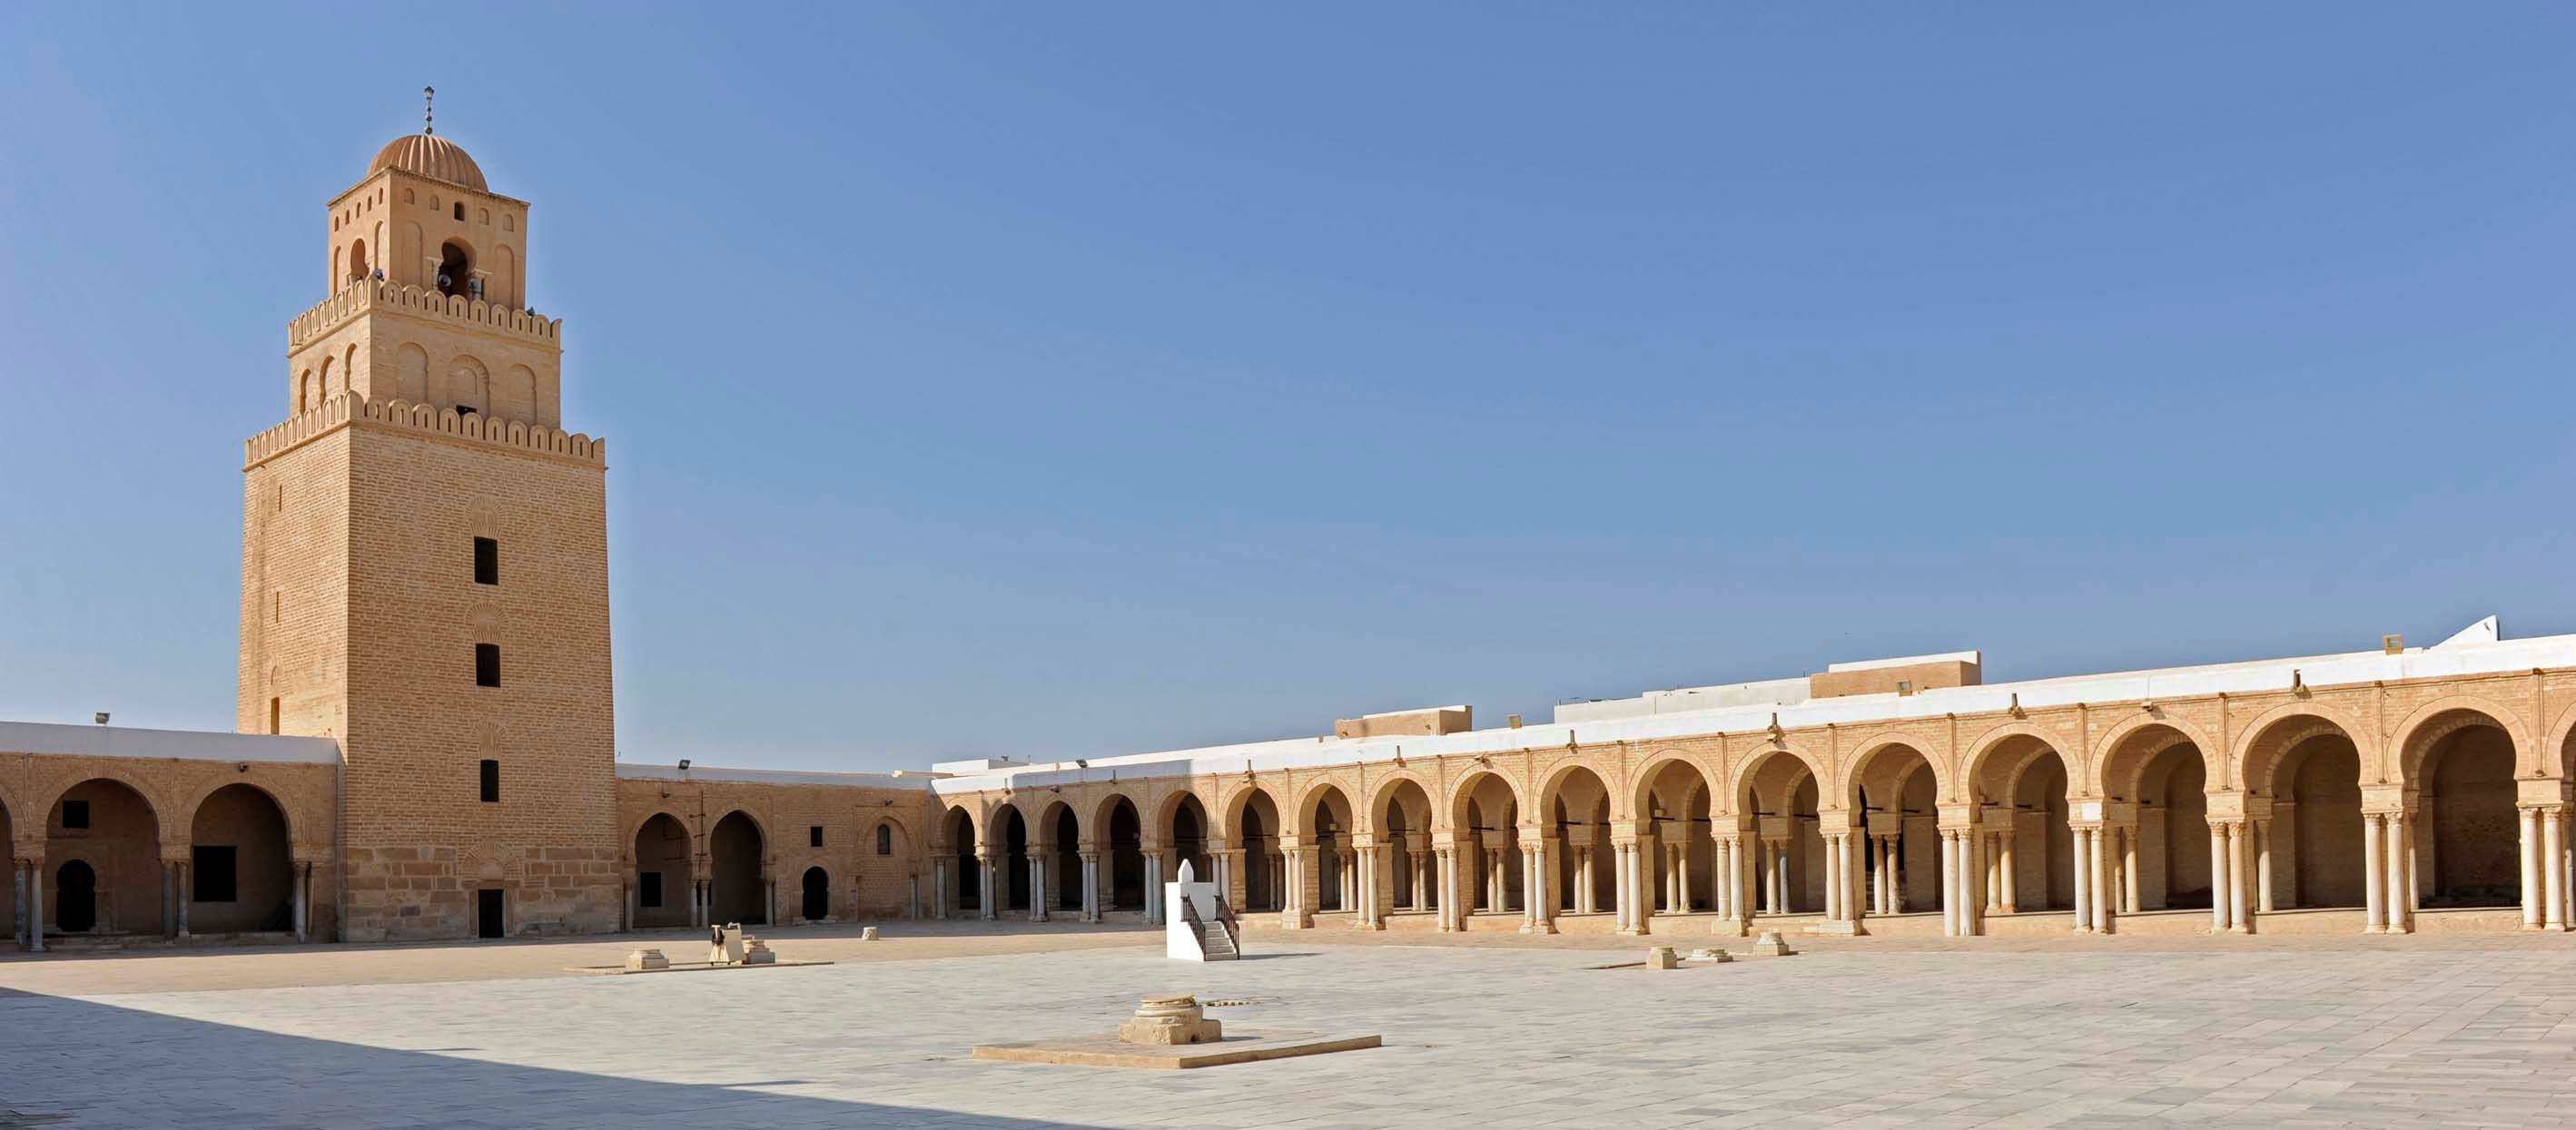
[
  {"xmin": 479, "ymin": 759, "xmax": 500, "ymax": 802},
  {"xmin": 809, "ymin": 826, "xmax": 824, "ymax": 848},
  {"xmin": 875, "ymin": 824, "xmax": 892, "ymax": 856},
  {"xmin": 473, "ymin": 537, "xmax": 498, "ymax": 585},
  {"xmin": 475, "ymin": 644, "xmax": 500, "ymax": 687}
]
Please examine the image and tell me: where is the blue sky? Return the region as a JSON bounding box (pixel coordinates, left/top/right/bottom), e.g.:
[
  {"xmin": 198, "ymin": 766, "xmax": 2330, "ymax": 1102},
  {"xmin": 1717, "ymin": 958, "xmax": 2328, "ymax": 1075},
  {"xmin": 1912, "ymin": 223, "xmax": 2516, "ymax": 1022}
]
[{"xmin": 4, "ymin": 5, "xmax": 2572, "ymax": 771}]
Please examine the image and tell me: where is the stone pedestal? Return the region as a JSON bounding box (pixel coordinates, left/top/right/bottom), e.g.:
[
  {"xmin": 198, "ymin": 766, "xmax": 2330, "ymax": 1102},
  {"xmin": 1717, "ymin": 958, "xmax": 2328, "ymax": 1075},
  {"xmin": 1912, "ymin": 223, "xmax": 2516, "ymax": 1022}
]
[
  {"xmin": 1690, "ymin": 948, "xmax": 1733, "ymax": 964},
  {"xmin": 1647, "ymin": 946, "xmax": 1679, "ymax": 969},
  {"xmin": 1749, "ymin": 929, "xmax": 1796, "ymax": 957},
  {"xmin": 1119, "ymin": 995, "xmax": 1223, "ymax": 1046},
  {"xmin": 624, "ymin": 948, "xmax": 669, "ymax": 972},
  {"xmin": 742, "ymin": 937, "xmax": 775, "ymax": 965}
]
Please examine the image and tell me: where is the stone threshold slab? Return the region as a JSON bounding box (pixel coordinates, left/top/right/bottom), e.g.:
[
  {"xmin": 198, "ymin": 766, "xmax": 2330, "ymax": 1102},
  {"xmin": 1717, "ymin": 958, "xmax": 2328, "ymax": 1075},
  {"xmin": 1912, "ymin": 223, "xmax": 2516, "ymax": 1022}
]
[
  {"xmin": 565, "ymin": 960, "xmax": 834, "ymax": 976},
  {"xmin": 972, "ymin": 1031, "xmax": 1381, "ymax": 1069}
]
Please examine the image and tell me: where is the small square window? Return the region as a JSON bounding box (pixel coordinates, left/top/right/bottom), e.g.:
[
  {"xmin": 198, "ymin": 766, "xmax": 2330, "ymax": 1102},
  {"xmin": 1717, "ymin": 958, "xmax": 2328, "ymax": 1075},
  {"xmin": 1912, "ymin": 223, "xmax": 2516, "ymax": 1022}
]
[
  {"xmin": 479, "ymin": 759, "xmax": 500, "ymax": 802},
  {"xmin": 192, "ymin": 846, "xmax": 239, "ymax": 902},
  {"xmin": 809, "ymin": 826, "xmax": 824, "ymax": 849},
  {"xmin": 476, "ymin": 644, "xmax": 500, "ymax": 687},
  {"xmin": 473, "ymin": 537, "xmax": 498, "ymax": 585},
  {"xmin": 640, "ymin": 871, "xmax": 664, "ymax": 909},
  {"xmin": 62, "ymin": 800, "xmax": 89, "ymax": 830}
]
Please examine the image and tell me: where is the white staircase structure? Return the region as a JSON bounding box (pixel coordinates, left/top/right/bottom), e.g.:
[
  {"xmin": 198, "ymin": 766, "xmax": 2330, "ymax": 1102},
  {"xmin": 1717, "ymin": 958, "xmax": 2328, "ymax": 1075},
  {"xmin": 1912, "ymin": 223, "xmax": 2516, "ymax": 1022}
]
[{"xmin": 1166, "ymin": 860, "xmax": 1239, "ymax": 961}]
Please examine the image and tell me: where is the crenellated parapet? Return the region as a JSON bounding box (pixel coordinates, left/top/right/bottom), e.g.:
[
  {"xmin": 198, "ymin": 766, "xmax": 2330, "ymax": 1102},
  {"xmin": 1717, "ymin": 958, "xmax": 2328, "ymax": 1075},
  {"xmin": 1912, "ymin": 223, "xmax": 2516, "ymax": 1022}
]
[
  {"xmin": 287, "ymin": 280, "xmax": 562, "ymax": 351},
  {"xmin": 243, "ymin": 392, "xmax": 606, "ymax": 468}
]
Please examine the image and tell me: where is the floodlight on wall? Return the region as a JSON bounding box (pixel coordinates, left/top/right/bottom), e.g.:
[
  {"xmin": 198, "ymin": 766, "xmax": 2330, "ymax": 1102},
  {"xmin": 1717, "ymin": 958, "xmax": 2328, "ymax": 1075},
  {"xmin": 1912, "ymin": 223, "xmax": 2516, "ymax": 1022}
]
[
  {"xmin": 2383, "ymin": 634, "xmax": 2404, "ymax": 654},
  {"xmin": 1075, "ymin": 759, "xmax": 1089, "ymax": 768},
  {"xmin": 1506, "ymin": 713, "xmax": 1523, "ymax": 729},
  {"xmin": 677, "ymin": 758, "xmax": 691, "ymax": 774},
  {"xmin": 94, "ymin": 712, "xmax": 108, "ymax": 725}
]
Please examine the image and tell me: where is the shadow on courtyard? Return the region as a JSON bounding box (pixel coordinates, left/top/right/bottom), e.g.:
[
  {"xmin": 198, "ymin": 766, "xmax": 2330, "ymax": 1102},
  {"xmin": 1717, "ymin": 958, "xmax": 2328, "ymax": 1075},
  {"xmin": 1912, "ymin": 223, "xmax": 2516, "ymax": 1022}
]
[{"xmin": 0, "ymin": 990, "xmax": 1125, "ymax": 1129}]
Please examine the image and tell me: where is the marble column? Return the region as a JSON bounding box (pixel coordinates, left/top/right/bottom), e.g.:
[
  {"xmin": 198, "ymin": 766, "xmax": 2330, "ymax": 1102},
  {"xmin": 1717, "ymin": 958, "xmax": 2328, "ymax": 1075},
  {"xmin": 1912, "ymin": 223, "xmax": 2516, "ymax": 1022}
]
[
  {"xmin": 2229, "ymin": 822, "xmax": 2253, "ymax": 933},
  {"xmin": 2069, "ymin": 827, "xmax": 2092, "ymax": 934},
  {"xmin": 2122, "ymin": 828, "xmax": 2142, "ymax": 915},
  {"xmin": 161, "ymin": 862, "xmax": 176, "ymax": 939},
  {"xmin": 27, "ymin": 861, "xmax": 44, "ymax": 952},
  {"xmin": 2520, "ymin": 808, "xmax": 2544, "ymax": 929},
  {"xmin": 2254, "ymin": 819, "xmax": 2275, "ymax": 913},
  {"xmin": 2384, "ymin": 814, "xmax": 2410, "ymax": 934},
  {"xmin": 931, "ymin": 858, "xmax": 948, "ymax": 919},
  {"xmin": 1940, "ymin": 830, "xmax": 1961, "ymax": 937},
  {"xmin": 2543, "ymin": 808, "xmax": 2567, "ymax": 931},
  {"xmin": 1768, "ymin": 839, "xmax": 1789, "ymax": 915},
  {"xmin": 2363, "ymin": 813, "xmax": 2387, "ymax": 933},
  {"xmin": 1029, "ymin": 856, "xmax": 1047, "ymax": 923},
  {"xmin": 293, "ymin": 862, "xmax": 310, "ymax": 942},
  {"xmin": 2208, "ymin": 824, "xmax": 2231, "ymax": 932},
  {"xmin": 1997, "ymin": 831, "xmax": 2017, "ymax": 914},
  {"xmin": 12, "ymin": 862, "xmax": 25, "ymax": 949},
  {"xmin": 175, "ymin": 862, "xmax": 190, "ymax": 937}
]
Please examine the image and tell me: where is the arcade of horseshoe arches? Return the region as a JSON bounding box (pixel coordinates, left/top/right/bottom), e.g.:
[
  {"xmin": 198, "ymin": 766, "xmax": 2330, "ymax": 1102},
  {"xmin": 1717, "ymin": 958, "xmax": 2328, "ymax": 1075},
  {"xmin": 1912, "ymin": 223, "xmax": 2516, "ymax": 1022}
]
[{"xmin": 5, "ymin": 128, "xmax": 2576, "ymax": 952}]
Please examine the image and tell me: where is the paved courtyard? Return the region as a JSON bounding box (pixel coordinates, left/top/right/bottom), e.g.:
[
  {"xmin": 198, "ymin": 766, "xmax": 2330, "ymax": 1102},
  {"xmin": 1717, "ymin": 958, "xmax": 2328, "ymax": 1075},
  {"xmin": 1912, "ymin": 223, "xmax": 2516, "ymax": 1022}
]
[{"xmin": 5, "ymin": 929, "xmax": 2575, "ymax": 1127}]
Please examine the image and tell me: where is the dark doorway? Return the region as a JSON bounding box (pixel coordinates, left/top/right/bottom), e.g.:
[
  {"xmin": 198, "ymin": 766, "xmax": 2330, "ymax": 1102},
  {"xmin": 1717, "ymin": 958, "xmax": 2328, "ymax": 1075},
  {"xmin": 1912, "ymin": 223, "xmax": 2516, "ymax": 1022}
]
[
  {"xmin": 802, "ymin": 867, "xmax": 828, "ymax": 920},
  {"xmin": 477, "ymin": 888, "xmax": 504, "ymax": 938},
  {"xmin": 55, "ymin": 860, "xmax": 96, "ymax": 933}
]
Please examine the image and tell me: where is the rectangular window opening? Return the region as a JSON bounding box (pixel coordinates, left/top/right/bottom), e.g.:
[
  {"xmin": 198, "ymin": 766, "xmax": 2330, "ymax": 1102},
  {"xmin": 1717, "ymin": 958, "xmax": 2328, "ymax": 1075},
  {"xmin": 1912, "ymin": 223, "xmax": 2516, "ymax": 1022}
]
[
  {"xmin": 473, "ymin": 536, "xmax": 498, "ymax": 585},
  {"xmin": 269, "ymin": 697, "xmax": 281, "ymax": 735},
  {"xmin": 475, "ymin": 644, "xmax": 500, "ymax": 687},
  {"xmin": 479, "ymin": 759, "xmax": 500, "ymax": 802},
  {"xmin": 809, "ymin": 826, "xmax": 824, "ymax": 849},
  {"xmin": 192, "ymin": 846, "xmax": 239, "ymax": 902}
]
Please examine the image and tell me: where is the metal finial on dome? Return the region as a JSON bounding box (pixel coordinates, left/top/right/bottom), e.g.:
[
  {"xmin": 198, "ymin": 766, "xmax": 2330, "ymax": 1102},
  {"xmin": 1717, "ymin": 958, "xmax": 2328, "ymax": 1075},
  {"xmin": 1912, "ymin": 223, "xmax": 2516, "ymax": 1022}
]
[{"xmin": 423, "ymin": 85, "xmax": 435, "ymax": 135}]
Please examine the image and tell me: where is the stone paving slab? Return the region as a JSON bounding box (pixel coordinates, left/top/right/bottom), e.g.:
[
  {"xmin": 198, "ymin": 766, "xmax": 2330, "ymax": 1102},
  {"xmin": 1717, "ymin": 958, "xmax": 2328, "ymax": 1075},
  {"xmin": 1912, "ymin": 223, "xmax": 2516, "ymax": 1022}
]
[{"xmin": 4, "ymin": 936, "xmax": 2576, "ymax": 1126}]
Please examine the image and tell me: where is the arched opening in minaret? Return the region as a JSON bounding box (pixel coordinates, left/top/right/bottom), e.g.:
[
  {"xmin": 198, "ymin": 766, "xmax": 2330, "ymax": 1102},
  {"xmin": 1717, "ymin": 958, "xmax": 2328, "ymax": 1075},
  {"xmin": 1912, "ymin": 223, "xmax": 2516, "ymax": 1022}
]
[
  {"xmin": 346, "ymin": 239, "xmax": 369, "ymax": 285},
  {"xmin": 437, "ymin": 241, "xmax": 473, "ymax": 299}
]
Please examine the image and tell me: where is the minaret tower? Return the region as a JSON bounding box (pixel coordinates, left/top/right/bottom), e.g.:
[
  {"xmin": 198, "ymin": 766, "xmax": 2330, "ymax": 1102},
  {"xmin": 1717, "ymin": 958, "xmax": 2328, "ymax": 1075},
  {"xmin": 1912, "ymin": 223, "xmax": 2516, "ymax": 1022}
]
[{"xmin": 239, "ymin": 99, "xmax": 619, "ymax": 942}]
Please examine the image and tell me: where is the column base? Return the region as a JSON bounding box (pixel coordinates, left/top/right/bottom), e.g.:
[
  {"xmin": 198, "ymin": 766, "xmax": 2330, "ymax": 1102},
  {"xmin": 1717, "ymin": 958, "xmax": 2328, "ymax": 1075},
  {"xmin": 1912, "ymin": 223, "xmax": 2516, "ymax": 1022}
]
[
  {"xmin": 2226, "ymin": 924, "xmax": 2250, "ymax": 935},
  {"xmin": 1999, "ymin": 904, "xmax": 2018, "ymax": 915},
  {"xmin": 1814, "ymin": 920, "xmax": 1864, "ymax": 938},
  {"xmin": 1350, "ymin": 919, "xmax": 1383, "ymax": 931},
  {"xmin": 1520, "ymin": 920, "xmax": 1556, "ymax": 935}
]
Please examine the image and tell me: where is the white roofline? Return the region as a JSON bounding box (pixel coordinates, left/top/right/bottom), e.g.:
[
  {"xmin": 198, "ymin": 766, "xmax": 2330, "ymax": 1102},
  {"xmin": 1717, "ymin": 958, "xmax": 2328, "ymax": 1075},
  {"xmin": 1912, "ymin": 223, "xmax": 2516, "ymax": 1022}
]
[
  {"xmin": 0, "ymin": 722, "xmax": 340, "ymax": 765},
  {"xmin": 928, "ymin": 621, "xmax": 2567, "ymax": 797},
  {"xmin": 617, "ymin": 762, "xmax": 930, "ymax": 790}
]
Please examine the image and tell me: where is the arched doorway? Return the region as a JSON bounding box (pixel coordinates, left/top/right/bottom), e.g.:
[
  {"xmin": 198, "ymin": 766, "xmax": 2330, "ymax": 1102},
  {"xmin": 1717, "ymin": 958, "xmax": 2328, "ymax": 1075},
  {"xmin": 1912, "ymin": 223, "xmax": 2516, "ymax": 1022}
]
[
  {"xmin": 1545, "ymin": 767, "xmax": 1613, "ymax": 916},
  {"xmin": 437, "ymin": 240, "xmax": 473, "ymax": 298},
  {"xmin": 1307, "ymin": 785, "xmax": 1358, "ymax": 913},
  {"xmin": 708, "ymin": 811, "xmax": 765, "ymax": 925},
  {"xmin": 1168, "ymin": 796, "xmax": 1209, "ymax": 883},
  {"xmin": 943, "ymin": 807, "xmax": 979, "ymax": 913},
  {"xmin": 632, "ymin": 813, "xmax": 692, "ymax": 928},
  {"xmin": 1234, "ymin": 789, "xmax": 1282, "ymax": 911},
  {"xmin": 55, "ymin": 861, "xmax": 96, "ymax": 933},
  {"xmin": 2246, "ymin": 721, "xmax": 2367, "ymax": 909},
  {"xmin": 1446, "ymin": 775, "xmax": 1514, "ymax": 916},
  {"xmin": 995, "ymin": 806, "xmax": 1031, "ymax": 911},
  {"xmin": 1851, "ymin": 745, "xmax": 1937, "ymax": 916},
  {"xmin": 2003, "ymin": 752, "xmax": 2074, "ymax": 911},
  {"xmin": 2096, "ymin": 724, "xmax": 2216, "ymax": 920},
  {"xmin": 47, "ymin": 780, "xmax": 162, "ymax": 936},
  {"xmin": 1740, "ymin": 754, "xmax": 1822, "ymax": 915},
  {"xmin": 1105, "ymin": 798, "xmax": 1145, "ymax": 911},
  {"xmin": 1372, "ymin": 780, "xmax": 1435, "ymax": 916},
  {"xmin": 2415, "ymin": 713, "xmax": 2518, "ymax": 908},
  {"xmin": 188, "ymin": 784, "xmax": 294, "ymax": 934},
  {"xmin": 1641, "ymin": 762, "xmax": 1713, "ymax": 913},
  {"xmin": 1048, "ymin": 806, "xmax": 1081, "ymax": 913},
  {"xmin": 802, "ymin": 867, "xmax": 829, "ymax": 921}
]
